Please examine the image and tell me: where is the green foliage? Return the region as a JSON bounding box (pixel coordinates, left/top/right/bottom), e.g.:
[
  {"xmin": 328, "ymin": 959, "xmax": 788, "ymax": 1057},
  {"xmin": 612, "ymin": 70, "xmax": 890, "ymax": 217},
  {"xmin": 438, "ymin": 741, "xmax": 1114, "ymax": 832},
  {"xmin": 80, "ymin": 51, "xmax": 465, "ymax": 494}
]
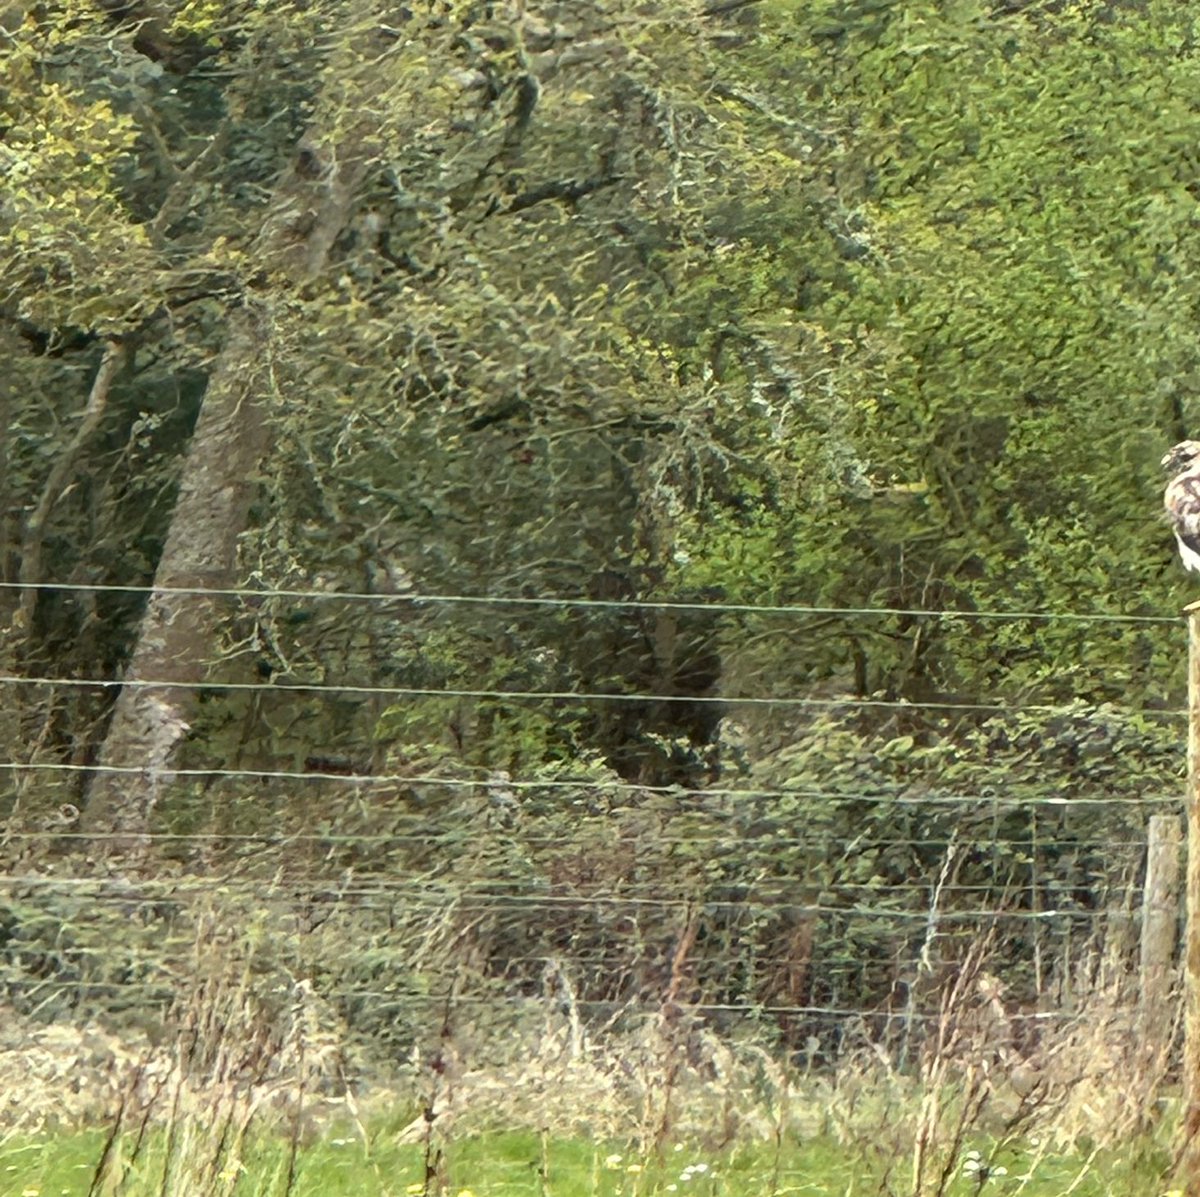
[
  {"xmin": 9, "ymin": 0, "xmax": 1195, "ymax": 759},
  {"xmin": 660, "ymin": 0, "xmax": 1200, "ymax": 704},
  {"xmin": 1, "ymin": 0, "xmax": 1196, "ymax": 1113}
]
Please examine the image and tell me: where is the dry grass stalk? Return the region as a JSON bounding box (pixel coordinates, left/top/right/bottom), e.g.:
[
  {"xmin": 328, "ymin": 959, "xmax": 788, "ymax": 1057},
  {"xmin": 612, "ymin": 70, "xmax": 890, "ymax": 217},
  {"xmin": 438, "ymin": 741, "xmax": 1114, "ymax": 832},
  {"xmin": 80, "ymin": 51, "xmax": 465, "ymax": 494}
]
[{"xmin": 71, "ymin": 910, "xmax": 355, "ymax": 1196}]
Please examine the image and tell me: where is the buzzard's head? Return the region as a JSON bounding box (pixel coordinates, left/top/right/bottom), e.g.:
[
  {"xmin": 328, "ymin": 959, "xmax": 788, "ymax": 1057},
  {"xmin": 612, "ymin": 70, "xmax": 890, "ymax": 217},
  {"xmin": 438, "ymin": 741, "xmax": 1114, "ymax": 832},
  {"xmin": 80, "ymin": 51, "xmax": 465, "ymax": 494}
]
[{"xmin": 1163, "ymin": 441, "xmax": 1200, "ymax": 476}]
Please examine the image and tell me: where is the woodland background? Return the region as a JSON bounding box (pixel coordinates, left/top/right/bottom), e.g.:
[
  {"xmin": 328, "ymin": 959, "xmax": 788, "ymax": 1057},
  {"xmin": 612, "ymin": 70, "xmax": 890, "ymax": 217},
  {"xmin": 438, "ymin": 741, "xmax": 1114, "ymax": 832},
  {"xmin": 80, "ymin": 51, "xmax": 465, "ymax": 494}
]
[{"xmin": 0, "ymin": 0, "xmax": 1198, "ymax": 1155}]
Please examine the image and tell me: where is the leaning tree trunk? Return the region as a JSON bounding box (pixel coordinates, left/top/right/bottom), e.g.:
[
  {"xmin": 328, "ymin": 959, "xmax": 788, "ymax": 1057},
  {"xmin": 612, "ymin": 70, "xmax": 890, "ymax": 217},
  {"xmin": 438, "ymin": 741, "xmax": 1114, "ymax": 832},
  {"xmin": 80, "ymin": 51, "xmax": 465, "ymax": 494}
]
[
  {"xmin": 81, "ymin": 139, "xmax": 370, "ymax": 855},
  {"xmin": 79, "ymin": 314, "xmax": 270, "ymax": 848}
]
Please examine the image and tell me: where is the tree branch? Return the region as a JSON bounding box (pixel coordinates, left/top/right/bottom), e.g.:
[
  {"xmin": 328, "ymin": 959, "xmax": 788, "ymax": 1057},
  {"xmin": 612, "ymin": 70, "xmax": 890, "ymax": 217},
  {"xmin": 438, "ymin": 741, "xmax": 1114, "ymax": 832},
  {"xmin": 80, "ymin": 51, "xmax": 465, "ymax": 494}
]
[
  {"xmin": 503, "ymin": 173, "xmax": 622, "ymax": 214},
  {"xmin": 17, "ymin": 341, "xmax": 125, "ymax": 626},
  {"xmin": 702, "ymin": 0, "xmax": 763, "ymax": 17}
]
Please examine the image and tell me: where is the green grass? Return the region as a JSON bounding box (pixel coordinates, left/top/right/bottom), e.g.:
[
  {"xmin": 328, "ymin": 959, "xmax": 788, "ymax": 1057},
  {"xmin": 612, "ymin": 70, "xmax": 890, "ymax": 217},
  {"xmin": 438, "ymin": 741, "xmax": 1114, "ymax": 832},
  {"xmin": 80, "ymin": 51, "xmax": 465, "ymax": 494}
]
[{"xmin": 0, "ymin": 1126, "xmax": 1174, "ymax": 1197}]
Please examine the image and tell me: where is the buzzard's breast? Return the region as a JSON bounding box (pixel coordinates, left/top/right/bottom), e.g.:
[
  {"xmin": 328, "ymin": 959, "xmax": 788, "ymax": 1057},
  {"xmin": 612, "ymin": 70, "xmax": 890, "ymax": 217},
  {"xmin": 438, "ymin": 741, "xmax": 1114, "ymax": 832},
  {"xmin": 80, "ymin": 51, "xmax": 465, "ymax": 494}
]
[
  {"xmin": 1166, "ymin": 472, "xmax": 1200, "ymax": 571},
  {"xmin": 1177, "ymin": 533, "xmax": 1200, "ymax": 572}
]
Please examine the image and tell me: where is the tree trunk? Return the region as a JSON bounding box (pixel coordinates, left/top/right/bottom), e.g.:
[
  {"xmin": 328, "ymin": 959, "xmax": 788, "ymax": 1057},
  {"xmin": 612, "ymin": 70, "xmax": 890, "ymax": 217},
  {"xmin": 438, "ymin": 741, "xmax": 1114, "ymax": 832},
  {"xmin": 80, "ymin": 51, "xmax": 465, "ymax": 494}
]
[
  {"xmin": 81, "ymin": 139, "xmax": 371, "ymax": 856},
  {"xmin": 79, "ymin": 313, "xmax": 270, "ymax": 849}
]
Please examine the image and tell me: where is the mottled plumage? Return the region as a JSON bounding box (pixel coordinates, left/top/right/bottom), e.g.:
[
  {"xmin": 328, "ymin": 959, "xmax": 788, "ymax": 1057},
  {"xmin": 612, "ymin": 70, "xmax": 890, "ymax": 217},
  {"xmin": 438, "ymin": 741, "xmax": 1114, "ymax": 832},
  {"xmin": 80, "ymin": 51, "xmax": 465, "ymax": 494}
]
[{"xmin": 1163, "ymin": 440, "xmax": 1200, "ymax": 572}]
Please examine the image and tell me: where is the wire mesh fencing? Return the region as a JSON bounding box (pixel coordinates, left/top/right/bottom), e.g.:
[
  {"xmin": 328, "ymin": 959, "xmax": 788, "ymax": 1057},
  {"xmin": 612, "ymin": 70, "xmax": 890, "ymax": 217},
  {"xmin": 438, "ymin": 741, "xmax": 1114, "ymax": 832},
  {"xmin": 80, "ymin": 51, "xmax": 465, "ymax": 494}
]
[{"xmin": 0, "ymin": 589, "xmax": 1188, "ymax": 1185}]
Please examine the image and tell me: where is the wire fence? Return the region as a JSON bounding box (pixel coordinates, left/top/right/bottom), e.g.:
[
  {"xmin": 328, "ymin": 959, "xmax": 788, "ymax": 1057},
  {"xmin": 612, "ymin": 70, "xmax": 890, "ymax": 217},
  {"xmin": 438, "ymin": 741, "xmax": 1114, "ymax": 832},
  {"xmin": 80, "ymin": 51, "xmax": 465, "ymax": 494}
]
[
  {"xmin": 0, "ymin": 584, "xmax": 1188, "ymax": 1152},
  {"xmin": 0, "ymin": 759, "xmax": 1181, "ymax": 804},
  {"xmin": 2, "ymin": 672, "xmax": 1190, "ymax": 719},
  {"xmin": 0, "ymin": 577, "xmax": 1183, "ymax": 622}
]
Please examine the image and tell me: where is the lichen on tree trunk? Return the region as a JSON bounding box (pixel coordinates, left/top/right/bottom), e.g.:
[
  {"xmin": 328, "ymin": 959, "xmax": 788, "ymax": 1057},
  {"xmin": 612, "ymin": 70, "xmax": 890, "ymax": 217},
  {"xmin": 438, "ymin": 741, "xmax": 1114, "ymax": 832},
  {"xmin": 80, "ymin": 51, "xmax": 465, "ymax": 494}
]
[
  {"xmin": 82, "ymin": 134, "xmax": 372, "ymax": 855},
  {"xmin": 80, "ymin": 311, "xmax": 270, "ymax": 851}
]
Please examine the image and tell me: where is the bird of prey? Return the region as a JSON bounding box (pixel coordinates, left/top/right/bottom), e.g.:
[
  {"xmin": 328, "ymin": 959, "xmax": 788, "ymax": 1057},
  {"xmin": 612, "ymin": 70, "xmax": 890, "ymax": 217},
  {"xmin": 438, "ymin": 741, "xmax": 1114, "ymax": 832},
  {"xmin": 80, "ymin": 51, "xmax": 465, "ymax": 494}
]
[{"xmin": 1163, "ymin": 440, "xmax": 1200, "ymax": 571}]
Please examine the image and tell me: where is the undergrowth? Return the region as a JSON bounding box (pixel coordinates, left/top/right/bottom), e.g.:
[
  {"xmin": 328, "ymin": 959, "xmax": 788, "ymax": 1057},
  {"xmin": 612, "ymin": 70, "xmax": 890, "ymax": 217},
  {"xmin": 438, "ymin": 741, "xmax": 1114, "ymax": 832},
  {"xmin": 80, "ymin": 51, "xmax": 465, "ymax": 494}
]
[{"xmin": 0, "ymin": 880, "xmax": 1184, "ymax": 1197}]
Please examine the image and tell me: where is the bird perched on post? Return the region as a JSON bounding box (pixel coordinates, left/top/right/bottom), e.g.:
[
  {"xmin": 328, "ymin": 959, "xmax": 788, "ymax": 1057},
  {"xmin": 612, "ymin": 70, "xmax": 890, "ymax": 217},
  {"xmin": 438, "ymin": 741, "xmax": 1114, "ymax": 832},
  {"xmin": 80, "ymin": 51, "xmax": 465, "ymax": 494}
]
[{"xmin": 1163, "ymin": 440, "xmax": 1200, "ymax": 571}]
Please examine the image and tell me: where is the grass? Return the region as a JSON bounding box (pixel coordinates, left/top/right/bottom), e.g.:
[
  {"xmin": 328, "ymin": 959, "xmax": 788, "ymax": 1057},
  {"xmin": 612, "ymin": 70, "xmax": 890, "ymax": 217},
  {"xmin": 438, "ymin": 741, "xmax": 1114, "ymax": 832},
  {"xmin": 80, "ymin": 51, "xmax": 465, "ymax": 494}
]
[
  {"xmin": 0, "ymin": 917, "xmax": 1181, "ymax": 1197},
  {"xmin": 0, "ymin": 1124, "xmax": 1175, "ymax": 1197}
]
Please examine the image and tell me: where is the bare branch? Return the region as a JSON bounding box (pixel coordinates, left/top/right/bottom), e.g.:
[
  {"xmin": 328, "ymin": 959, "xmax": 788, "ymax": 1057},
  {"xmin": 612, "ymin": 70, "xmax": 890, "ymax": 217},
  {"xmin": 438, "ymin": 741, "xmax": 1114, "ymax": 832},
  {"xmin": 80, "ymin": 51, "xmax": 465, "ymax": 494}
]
[{"xmin": 18, "ymin": 341, "xmax": 125, "ymax": 626}]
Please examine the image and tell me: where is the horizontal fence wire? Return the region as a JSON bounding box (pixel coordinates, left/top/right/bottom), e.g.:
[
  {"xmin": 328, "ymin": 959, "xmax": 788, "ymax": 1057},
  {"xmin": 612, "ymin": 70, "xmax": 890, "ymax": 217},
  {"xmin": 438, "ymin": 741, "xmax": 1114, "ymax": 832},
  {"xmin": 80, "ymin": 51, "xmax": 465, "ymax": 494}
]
[
  {"xmin": 0, "ymin": 759, "xmax": 1181, "ymax": 805},
  {"xmin": 0, "ymin": 869, "xmax": 1145, "ymax": 897},
  {"xmin": 0, "ymin": 938, "xmax": 1130, "ymax": 966},
  {"xmin": 0, "ymin": 894, "xmax": 1144, "ymax": 914},
  {"xmin": 0, "ymin": 994, "xmax": 1066, "ymax": 1017},
  {"xmin": 0, "ymin": 577, "xmax": 1182, "ymax": 623},
  {"xmin": 0, "ymin": 672, "xmax": 1189, "ymax": 718},
  {"xmin": 0, "ymin": 829, "xmax": 1165, "ymax": 846},
  {"xmin": 0, "ymin": 978, "xmax": 1085, "ymax": 1023},
  {"xmin": 0, "ymin": 880, "xmax": 1138, "ymax": 917}
]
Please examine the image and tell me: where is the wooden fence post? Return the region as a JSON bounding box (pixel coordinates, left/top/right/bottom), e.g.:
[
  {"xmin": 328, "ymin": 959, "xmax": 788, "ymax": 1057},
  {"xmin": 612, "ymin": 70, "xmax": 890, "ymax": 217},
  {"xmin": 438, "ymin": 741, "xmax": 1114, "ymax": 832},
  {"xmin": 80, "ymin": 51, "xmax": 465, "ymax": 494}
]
[
  {"xmin": 1140, "ymin": 814, "xmax": 1181, "ymax": 1038},
  {"xmin": 1180, "ymin": 603, "xmax": 1200, "ymax": 1193}
]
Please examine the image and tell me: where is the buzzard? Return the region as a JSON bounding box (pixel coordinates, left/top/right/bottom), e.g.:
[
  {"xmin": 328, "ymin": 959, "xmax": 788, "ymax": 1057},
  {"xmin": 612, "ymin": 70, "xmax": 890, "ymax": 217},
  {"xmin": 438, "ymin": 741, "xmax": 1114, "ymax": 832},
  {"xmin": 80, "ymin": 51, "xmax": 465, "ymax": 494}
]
[{"xmin": 1163, "ymin": 440, "xmax": 1200, "ymax": 571}]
